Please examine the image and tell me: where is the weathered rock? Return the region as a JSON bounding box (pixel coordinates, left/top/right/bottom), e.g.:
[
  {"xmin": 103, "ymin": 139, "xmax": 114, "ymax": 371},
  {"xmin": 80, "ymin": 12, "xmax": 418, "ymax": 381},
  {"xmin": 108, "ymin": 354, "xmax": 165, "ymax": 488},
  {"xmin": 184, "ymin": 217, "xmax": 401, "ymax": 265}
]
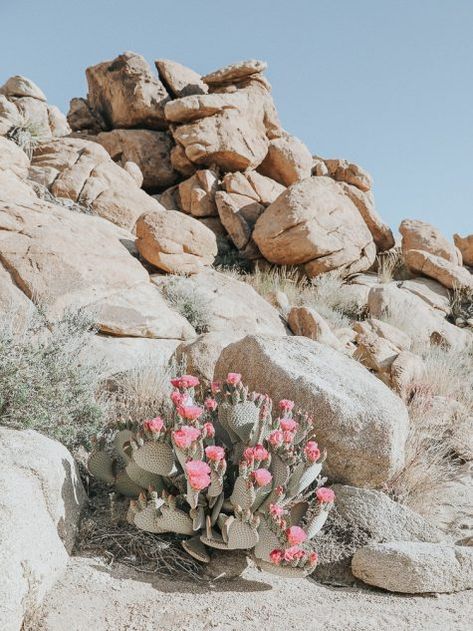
[
  {"xmin": 258, "ymin": 133, "xmax": 313, "ymax": 186},
  {"xmin": 136, "ymin": 209, "xmax": 217, "ymax": 274},
  {"xmin": 287, "ymin": 306, "xmax": 343, "ymax": 351},
  {"xmin": 0, "ymin": 75, "xmax": 46, "ymax": 101},
  {"xmin": 223, "ymin": 170, "xmax": 285, "ymax": 205},
  {"xmin": 353, "ymin": 318, "xmax": 411, "ymax": 351},
  {"xmin": 29, "ymin": 137, "xmax": 163, "ymax": 230},
  {"xmin": 67, "ymin": 97, "xmax": 106, "ymax": 133},
  {"xmin": 166, "ymin": 90, "xmax": 270, "ymax": 171},
  {"xmin": 94, "ymin": 129, "xmax": 178, "ymax": 189},
  {"xmin": 178, "ymin": 169, "xmax": 219, "ymax": 217},
  {"xmin": 0, "ymin": 168, "xmax": 36, "ymax": 204},
  {"xmin": 170, "ymin": 143, "xmax": 196, "ymax": 176},
  {"xmin": 85, "ymin": 51, "xmax": 169, "ymax": 129},
  {"xmin": 253, "ymin": 176, "xmax": 376, "ymax": 277},
  {"xmin": 353, "ymin": 330, "xmax": 400, "ymax": 382},
  {"xmin": 398, "ymin": 277, "xmax": 450, "ymax": 314},
  {"xmin": 0, "ymin": 428, "xmax": 85, "ymax": 630},
  {"xmin": 389, "ymin": 351, "xmax": 426, "ymax": 395},
  {"xmin": 155, "ymin": 59, "xmax": 207, "ymax": 97},
  {"xmin": 214, "ymin": 335, "xmax": 408, "ymax": 487},
  {"xmin": 405, "ymin": 249, "xmax": 473, "ymax": 290},
  {"xmin": 203, "ymin": 59, "xmax": 267, "ymax": 87},
  {"xmin": 0, "ymin": 136, "xmax": 29, "ymax": 178},
  {"xmin": 176, "ymin": 331, "xmax": 242, "ymax": 382},
  {"xmin": 338, "ymin": 182, "xmax": 394, "ymax": 251},
  {"xmin": 400, "ymin": 219, "xmax": 461, "ymax": 264},
  {"xmin": 152, "ymin": 270, "xmax": 287, "ymax": 337},
  {"xmin": 454, "ymin": 233, "xmax": 473, "ymax": 266},
  {"xmin": 352, "ymin": 542, "xmax": 473, "ymax": 593},
  {"xmin": 323, "ymin": 158, "xmax": 372, "ymax": 192},
  {"xmin": 123, "ymin": 160, "xmax": 143, "ymax": 187},
  {"xmin": 215, "ymin": 191, "xmax": 264, "ymax": 250}
]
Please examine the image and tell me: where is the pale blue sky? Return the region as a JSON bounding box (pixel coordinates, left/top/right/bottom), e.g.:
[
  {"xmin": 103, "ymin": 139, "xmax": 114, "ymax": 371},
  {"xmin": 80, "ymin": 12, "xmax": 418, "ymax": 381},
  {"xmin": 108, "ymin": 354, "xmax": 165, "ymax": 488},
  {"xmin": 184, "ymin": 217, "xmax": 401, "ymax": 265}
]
[{"xmin": 1, "ymin": 0, "xmax": 472, "ymax": 235}]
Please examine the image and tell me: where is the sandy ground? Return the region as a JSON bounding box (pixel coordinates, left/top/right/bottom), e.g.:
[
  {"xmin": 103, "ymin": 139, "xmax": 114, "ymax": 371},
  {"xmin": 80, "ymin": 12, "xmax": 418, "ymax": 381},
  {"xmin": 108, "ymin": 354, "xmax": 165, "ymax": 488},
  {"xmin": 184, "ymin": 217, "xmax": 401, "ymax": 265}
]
[{"xmin": 38, "ymin": 556, "xmax": 472, "ymax": 631}]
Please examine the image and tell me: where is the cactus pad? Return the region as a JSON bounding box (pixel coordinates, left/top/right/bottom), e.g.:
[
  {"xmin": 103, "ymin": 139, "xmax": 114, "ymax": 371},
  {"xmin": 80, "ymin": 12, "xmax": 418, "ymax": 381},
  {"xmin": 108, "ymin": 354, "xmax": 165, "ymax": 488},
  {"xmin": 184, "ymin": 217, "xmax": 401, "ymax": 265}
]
[
  {"xmin": 182, "ymin": 536, "xmax": 210, "ymax": 563},
  {"xmin": 230, "ymin": 476, "xmax": 256, "ymax": 510},
  {"xmin": 132, "ymin": 441, "xmax": 175, "ymax": 476},
  {"xmin": 87, "ymin": 450, "xmax": 115, "ymax": 484}
]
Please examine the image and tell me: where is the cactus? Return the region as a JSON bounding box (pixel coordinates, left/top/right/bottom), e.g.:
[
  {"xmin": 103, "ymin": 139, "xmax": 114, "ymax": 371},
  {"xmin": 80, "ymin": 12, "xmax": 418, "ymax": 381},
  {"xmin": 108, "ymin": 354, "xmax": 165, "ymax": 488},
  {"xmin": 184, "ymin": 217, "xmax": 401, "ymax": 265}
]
[{"xmin": 87, "ymin": 373, "xmax": 334, "ymax": 578}]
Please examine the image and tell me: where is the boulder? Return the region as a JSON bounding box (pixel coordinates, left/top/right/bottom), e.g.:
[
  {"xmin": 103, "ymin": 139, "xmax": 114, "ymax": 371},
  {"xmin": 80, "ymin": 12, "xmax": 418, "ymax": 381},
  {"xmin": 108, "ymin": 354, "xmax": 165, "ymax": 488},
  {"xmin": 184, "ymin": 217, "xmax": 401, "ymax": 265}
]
[
  {"xmin": 397, "ymin": 277, "xmax": 450, "ymax": 314},
  {"xmin": 353, "ymin": 318, "xmax": 411, "ymax": 351},
  {"xmin": 389, "ymin": 350, "xmax": 426, "ymax": 395},
  {"xmin": 215, "ymin": 191, "xmax": 264, "ymax": 250},
  {"xmin": 0, "ymin": 428, "xmax": 85, "ymax": 630},
  {"xmin": 155, "ymin": 59, "xmax": 207, "ymax": 97},
  {"xmin": 29, "ymin": 137, "xmax": 163, "ymax": 230},
  {"xmin": 67, "ymin": 97, "xmax": 106, "ymax": 133},
  {"xmin": 352, "ymin": 542, "xmax": 473, "ymax": 593},
  {"xmin": 454, "ymin": 233, "xmax": 473, "ymax": 266},
  {"xmin": 178, "ymin": 169, "xmax": 219, "ymax": 217},
  {"xmin": 253, "ymin": 176, "xmax": 376, "ymax": 277},
  {"xmin": 400, "ymin": 219, "xmax": 461, "ymax": 264},
  {"xmin": 258, "ymin": 133, "xmax": 313, "ymax": 186},
  {"xmin": 165, "ymin": 89, "xmax": 270, "ymax": 171},
  {"xmin": 323, "ymin": 158, "xmax": 373, "ymax": 192},
  {"xmin": 337, "ymin": 181, "xmax": 394, "ymax": 251},
  {"xmin": 214, "ymin": 335, "xmax": 408, "ymax": 487},
  {"xmin": 353, "ymin": 330, "xmax": 400, "ymax": 382},
  {"xmin": 0, "ymin": 136, "xmax": 29, "ymax": 178},
  {"xmin": 404, "ymin": 249, "xmax": 473, "ymax": 290},
  {"xmin": 85, "ymin": 51, "xmax": 169, "ymax": 129},
  {"xmin": 203, "ymin": 59, "xmax": 268, "ymax": 87},
  {"xmin": 0, "ymin": 75, "xmax": 46, "ymax": 101},
  {"xmin": 94, "ymin": 129, "xmax": 178, "ymax": 190},
  {"xmin": 223, "ymin": 170, "xmax": 285, "ymax": 205},
  {"xmin": 136, "ymin": 209, "xmax": 217, "ymax": 274},
  {"xmin": 176, "ymin": 331, "xmax": 242, "ymax": 382},
  {"xmin": 287, "ymin": 306, "xmax": 344, "ymax": 351},
  {"xmin": 152, "ymin": 270, "xmax": 287, "ymax": 337}
]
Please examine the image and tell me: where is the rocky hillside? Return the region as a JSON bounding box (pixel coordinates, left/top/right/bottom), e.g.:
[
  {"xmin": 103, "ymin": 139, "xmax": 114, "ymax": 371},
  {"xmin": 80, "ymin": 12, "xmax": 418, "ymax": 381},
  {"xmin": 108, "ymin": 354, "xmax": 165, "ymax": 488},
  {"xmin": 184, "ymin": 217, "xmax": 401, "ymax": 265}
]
[{"xmin": 0, "ymin": 53, "xmax": 472, "ymax": 631}]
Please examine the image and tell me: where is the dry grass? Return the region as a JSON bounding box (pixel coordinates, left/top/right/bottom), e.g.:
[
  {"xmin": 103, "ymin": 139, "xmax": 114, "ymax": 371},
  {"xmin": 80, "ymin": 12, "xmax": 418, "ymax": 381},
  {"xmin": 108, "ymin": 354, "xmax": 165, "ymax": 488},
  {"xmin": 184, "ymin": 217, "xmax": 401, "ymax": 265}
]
[
  {"xmin": 376, "ymin": 247, "xmax": 411, "ymax": 284},
  {"xmin": 6, "ymin": 110, "xmax": 45, "ymax": 159},
  {"xmin": 449, "ymin": 283, "xmax": 473, "ymax": 325},
  {"xmin": 161, "ymin": 276, "xmax": 211, "ymax": 334}
]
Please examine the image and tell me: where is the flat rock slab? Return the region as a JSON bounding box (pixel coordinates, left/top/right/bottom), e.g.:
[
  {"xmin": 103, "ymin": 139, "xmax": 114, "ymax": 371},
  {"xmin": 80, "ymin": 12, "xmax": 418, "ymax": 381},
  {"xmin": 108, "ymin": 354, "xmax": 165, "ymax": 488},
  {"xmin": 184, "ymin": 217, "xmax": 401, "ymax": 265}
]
[{"xmin": 40, "ymin": 556, "xmax": 473, "ymax": 631}]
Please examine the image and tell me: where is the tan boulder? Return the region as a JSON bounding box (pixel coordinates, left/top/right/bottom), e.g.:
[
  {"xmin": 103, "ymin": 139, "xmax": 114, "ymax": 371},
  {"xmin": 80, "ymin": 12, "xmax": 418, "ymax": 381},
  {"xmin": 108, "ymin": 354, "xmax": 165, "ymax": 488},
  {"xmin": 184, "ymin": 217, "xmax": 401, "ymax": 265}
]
[
  {"xmin": 203, "ymin": 59, "xmax": 267, "ymax": 87},
  {"xmin": 323, "ymin": 158, "xmax": 372, "ymax": 192},
  {"xmin": 0, "ymin": 137, "xmax": 29, "ymax": 178},
  {"xmin": 287, "ymin": 306, "xmax": 343, "ymax": 351},
  {"xmin": 136, "ymin": 209, "xmax": 217, "ymax": 274},
  {"xmin": 123, "ymin": 161, "xmax": 143, "ymax": 187},
  {"xmin": 400, "ymin": 219, "xmax": 461, "ymax": 264},
  {"xmin": 253, "ymin": 176, "xmax": 376, "ymax": 277},
  {"xmin": 0, "ymin": 75, "xmax": 46, "ymax": 101},
  {"xmin": 353, "ymin": 318, "xmax": 411, "ymax": 351},
  {"xmin": 215, "ymin": 191, "xmax": 264, "ymax": 250},
  {"xmin": 353, "ymin": 331, "xmax": 400, "ymax": 383},
  {"xmin": 0, "ymin": 169, "xmax": 37, "ymax": 204},
  {"xmin": 170, "ymin": 143, "xmax": 196, "ymax": 177},
  {"xmin": 29, "ymin": 137, "xmax": 163, "ymax": 230},
  {"xmin": 94, "ymin": 129, "xmax": 178, "ymax": 189},
  {"xmin": 398, "ymin": 277, "xmax": 450, "ymax": 314},
  {"xmin": 389, "ymin": 350, "xmax": 426, "ymax": 395},
  {"xmin": 166, "ymin": 90, "xmax": 270, "ymax": 171},
  {"xmin": 404, "ymin": 249, "xmax": 473, "ymax": 290},
  {"xmin": 337, "ymin": 182, "xmax": 394, "ymax": 251},
  {"xmin": 85, "ymin": 51, "xmax": 169, "ymax": 129},
  {"xmin": 67, "ymin": 97, "xmax": 106, "ymax": 133},
  {"xmin": 155, "ymin": 59, "xmax": 207, "ymax": 97},
  {"xmin": 258, "ymin": 133, "xmax": 313, "ymax": 186},
  {"xmin": 223, "ymin": 170, "xmax": 285, "ymax": 205},
  {"xmin": 176, "ymin": 331, "xmax": 242, "ymax": 382},
  {"xmin": 178, "ymin": 169, "xmax": 219, "ymax": 217},
  {"xmin": 152, "ymin": 269, "xmax": 287, "ymax": 337},
  {"xmin": 454, "ymin": 233, "xmax": 473, "ymax": 266}
]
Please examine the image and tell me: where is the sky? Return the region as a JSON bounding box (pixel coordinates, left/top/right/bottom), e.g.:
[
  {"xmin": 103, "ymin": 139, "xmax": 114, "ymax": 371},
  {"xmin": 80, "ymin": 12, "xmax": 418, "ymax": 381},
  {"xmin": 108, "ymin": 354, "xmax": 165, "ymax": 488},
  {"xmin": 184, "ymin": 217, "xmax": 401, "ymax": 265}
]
[{"xmin": 1, "ymin": 0, "xmax": 472, "ymax": 236}]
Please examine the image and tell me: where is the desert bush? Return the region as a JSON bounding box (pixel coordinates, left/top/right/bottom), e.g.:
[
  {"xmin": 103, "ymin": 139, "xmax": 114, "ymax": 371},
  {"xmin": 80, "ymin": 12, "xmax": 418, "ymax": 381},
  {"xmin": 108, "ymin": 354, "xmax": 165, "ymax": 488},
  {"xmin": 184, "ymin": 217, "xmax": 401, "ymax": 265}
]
[
  {"xmin": 448, "ymin": 284, "xmax": 473, "ymax": 326},
  {"xmin": 0, "ymin": 305, "xmax": 105, "ymax": 449},
  {"xmin": 161, "ymin": 277, "xmax": 211, "ymax": 334},
  {"xmin": 376, "ymin": 248, "xmax": 411, "ymax": 283},
  {"xmin": 6, "ymin": 111, "xmax": 45, "ymax": 158},
  {"xmin": 87, "ymin": 373, "xmax": 334, "ymax": 577}
]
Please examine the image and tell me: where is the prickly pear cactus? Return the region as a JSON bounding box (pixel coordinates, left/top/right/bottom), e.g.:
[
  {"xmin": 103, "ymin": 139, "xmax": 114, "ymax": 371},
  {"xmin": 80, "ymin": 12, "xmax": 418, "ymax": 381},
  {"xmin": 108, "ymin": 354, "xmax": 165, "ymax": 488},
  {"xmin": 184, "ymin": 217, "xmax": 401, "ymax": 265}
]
[{"xmin": 87, "ymin": 373, "xmax": 335, "ymax": 578}]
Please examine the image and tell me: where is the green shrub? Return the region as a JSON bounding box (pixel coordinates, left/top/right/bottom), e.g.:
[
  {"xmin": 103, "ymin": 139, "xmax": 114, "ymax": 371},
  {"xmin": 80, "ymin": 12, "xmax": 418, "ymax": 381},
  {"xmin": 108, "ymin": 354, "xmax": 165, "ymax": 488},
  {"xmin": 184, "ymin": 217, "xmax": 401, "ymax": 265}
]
[{"xmin": 0, "ymin": 306, "xmax": 105, "ymax": 449}]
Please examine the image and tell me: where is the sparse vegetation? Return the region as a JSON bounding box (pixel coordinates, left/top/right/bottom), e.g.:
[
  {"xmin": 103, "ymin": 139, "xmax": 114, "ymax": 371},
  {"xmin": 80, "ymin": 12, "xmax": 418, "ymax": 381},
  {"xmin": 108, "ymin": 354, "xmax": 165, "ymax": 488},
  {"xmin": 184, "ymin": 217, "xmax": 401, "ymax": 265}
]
[
  {"xmin": 0, "ymin": 305, "xmax": 105, "ymax": 449},
  {"xmin": 448, "ymin": 284, "xmax": 473, "ymax": 326},
  {"xmin": 161, "ymin": 277, "xmax": 211, "ymax": 334},
  {"xmin": 376, "ymin": 247, "xmax": 410, "ymax": 284},
  {"xmin": 6, "ymin": 111, "xmax": 45, "ymax": 158}
]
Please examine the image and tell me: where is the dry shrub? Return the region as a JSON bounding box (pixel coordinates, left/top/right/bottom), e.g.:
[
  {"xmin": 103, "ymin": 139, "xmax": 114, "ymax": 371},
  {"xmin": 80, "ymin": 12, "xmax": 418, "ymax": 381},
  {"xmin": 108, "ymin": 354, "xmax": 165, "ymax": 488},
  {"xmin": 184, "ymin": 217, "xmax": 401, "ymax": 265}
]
[
  {"xmin": 161, "ymin": 276, "xmax": 211, "ymax": 334},
  {"xmin": 376, "ymin": 247, "xmax": 411, "ymax": 283},
  {"xmin": 449, "ymin": 283, "xmax": 473, "ymax": 325}
]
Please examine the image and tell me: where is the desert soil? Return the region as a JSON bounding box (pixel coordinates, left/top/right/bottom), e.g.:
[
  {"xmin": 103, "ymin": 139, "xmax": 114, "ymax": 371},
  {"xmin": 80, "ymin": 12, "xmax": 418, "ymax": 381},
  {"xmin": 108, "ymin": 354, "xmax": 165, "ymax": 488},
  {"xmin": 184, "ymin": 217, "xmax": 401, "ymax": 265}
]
[{"xmin": 39, "ymin": 556, "xmax": 472, "ymax": 631}]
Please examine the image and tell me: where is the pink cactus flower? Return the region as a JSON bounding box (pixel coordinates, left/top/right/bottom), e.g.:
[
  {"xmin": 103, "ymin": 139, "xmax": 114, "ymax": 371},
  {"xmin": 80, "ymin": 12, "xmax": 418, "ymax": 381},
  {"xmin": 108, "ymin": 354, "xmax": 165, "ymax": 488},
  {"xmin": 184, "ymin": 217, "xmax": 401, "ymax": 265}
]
[
  {"xmin": 172, "ymin": 426, "xmax": 201, "ymax": 449},
  {"xmin": 171, "ymin": 375, "xmax": 200, "ymax": 389},
  {"xmin": 269, "ymin": 549, "xmax": 283, "ymax": 565},
  {"xmin": 286, "ymin": 525, "xmax": 307, "ymax": 546},
  {"xmin": 269, "ymin": 503, "xmax": 284, "ymax": 517},
  {"xmin": 280, "ymin": 418, "xmax": 298, "ymax": 432},
  {"xmin": 283, "ymin": 431, "xmax": 295, "ymax": 444},
  {"xmin": 242, "ymin": 447, "xmax": 255, "ymax": 463},
  {"xmin": 252, "ymin": 468, "xmax": 273, "ymax": 487},
  {"xmin": 205, "ymin": 445, "xmax": 225, "ymax": 462},
  {"xmin": 304, "ymin": 440, "xmax": 321, "ymax": 463},
  {"xmin": 252, "ymin": 444, "xmax": 269, "ymax": 461},
  {"xmin": 210, "ymin": 381, "xmax": 221, "ymax": 394},
  {"xmin": 278, "ymin": 399, "xmax": 295, "ymax": 412},
  {"xmin": 226, "ymin": 372, "xmax": 242, "ymax": 386},
  {"xmin": 316, "ymin": 487, "xmax": 336, "ymax": 504},
  {"xmin": 185, "ymin": 460, "xmax": 211, "ymax": 490},
  {"xmin": 283, "ymin": 545, "xmax": 305, "ymax": 562},
  {"xmin": 204, "ymin": 398, "xmax": 218, "ymax": 411},
  {"xmin": 275, "ymin": 485, "xmax": 284, "ymax": 496},
  {"xmin": 268, "ymin": 430, "xmax": 284, "ymax": 447},
  {"xmin": 308, "ymin": 551, "xmax": 319, "ymax": 566},
  {"xmin": 178, "ymin": 405, "xmax": 203, "ymax": 421},
  {"xmin": 170, "ymin": 391, "xmax": 186, "ymax": 407},
  {"xmin": 143, "ymin": 417, "xmax": 164, "ymax": 433},
  {"xmin": 203, "ymin": 422, "xmax": 215, "ymax": 438}
]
